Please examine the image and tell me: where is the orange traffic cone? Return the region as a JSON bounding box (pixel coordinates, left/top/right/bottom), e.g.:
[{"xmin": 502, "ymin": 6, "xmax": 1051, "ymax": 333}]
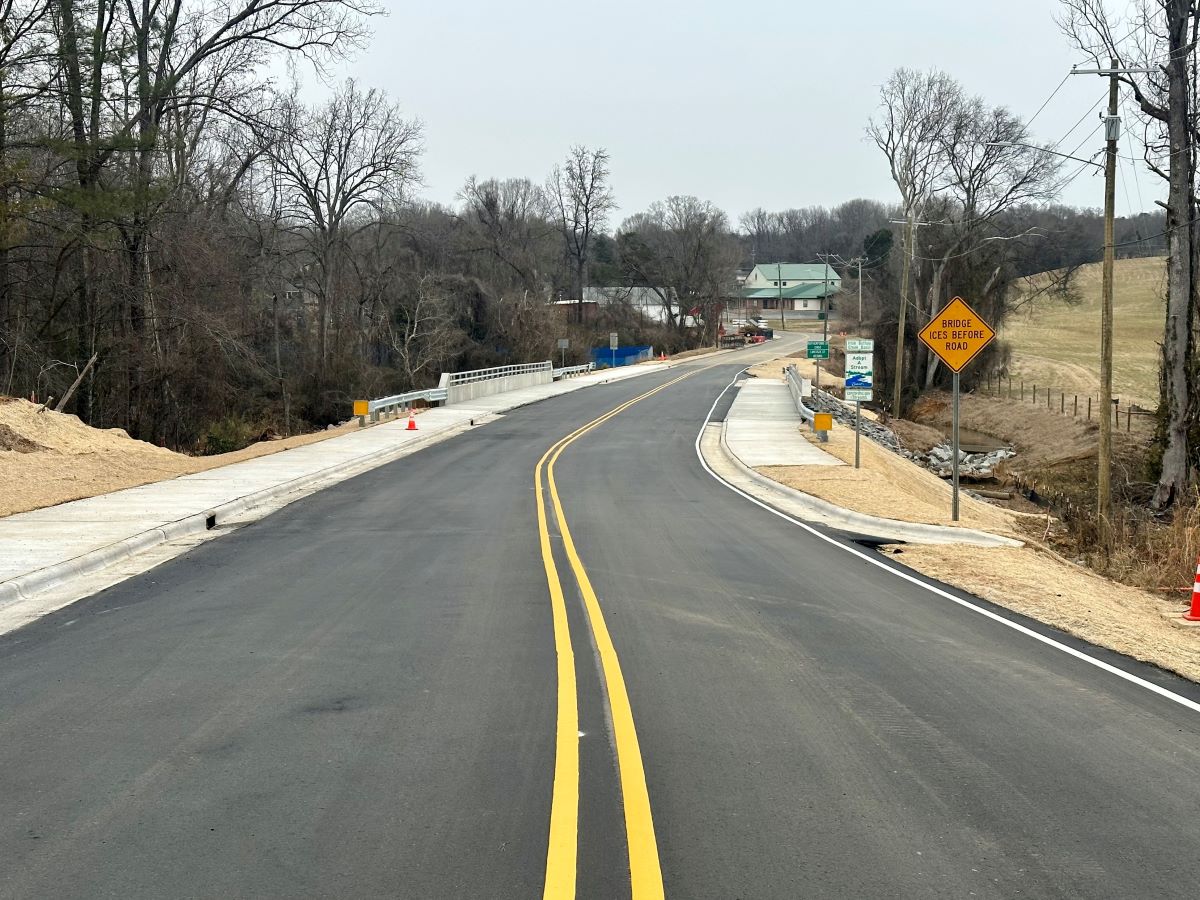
[
  {"xmin": 1185, "ymin": 556, "xmax": 1200, "ymax": 622},
  {"xmin": 406, "ymin": 408, "xmax": 418, "ymax": 431}
]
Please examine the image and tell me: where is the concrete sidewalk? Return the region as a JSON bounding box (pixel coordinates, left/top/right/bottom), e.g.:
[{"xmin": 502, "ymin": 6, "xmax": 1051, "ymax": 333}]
[
  {"xmin": 710, "ymin": 377, "xmax": 1021, "ymax": 548},
  {"xmin": 0, "ymin": 362, "xmax": 669, "ymax": 608},
  {"xmin": 724, "ymin": 380, "xmax": 842, "ymax": 467}
]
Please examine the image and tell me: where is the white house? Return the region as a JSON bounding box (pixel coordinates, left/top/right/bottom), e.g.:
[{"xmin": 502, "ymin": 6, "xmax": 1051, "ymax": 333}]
[{"xmin": 739, "ymin": 263, "xmax": 841, "ymax": 319}]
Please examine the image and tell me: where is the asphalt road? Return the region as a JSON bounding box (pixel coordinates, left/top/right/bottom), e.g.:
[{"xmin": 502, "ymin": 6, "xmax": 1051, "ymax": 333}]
[{"xmin": 3, "ymin": 356, "xmax": 1200, "ymax": 898}]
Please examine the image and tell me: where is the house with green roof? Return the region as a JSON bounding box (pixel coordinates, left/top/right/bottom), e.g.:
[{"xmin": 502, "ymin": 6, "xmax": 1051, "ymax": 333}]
[{"xmin": 738, "ymin": 263, "xmax": 841, "ymax": 320}]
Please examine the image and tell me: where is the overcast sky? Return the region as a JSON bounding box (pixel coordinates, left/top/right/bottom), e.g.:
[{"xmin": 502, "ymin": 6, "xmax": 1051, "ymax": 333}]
[{"xmin": 315, "ymin": 0, "xmax": 1160, "ymax": 226}]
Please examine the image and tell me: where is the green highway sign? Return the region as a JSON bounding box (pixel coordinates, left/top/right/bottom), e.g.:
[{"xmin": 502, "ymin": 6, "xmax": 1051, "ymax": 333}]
[{"xmin": 807, "ymin": 341, "xmax": 829, "ymax": 360}]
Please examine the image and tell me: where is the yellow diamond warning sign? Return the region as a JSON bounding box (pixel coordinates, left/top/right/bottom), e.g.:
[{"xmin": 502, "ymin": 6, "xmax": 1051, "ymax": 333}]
[{"xmin": 918, "ymin": 296, "xmax": 996, "ymax": 373}]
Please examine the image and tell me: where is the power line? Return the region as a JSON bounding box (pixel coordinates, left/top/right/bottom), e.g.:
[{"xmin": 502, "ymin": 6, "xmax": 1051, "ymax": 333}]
[
  {"xmin": 1067, "ymin": 120, "xmax": 1105, "ymax": 158},
  {"xmin": 1049, "ymin": 93, "xmax": 1107, "ymax": 152},
  {"xmin": 1110, "ymin": 211, "xmax": 1199, "ymax": 250},
  {"xmin": 1125, "ymin": 128, "xmax": 1147, "ymax": 214},
  {"xmin": 1024, "ymin": 72, "xmax": 1072, "ymax": 134},
  {"xmin": 1117, "ymin": 148, "xmax": 1136, "ymax": 219}
]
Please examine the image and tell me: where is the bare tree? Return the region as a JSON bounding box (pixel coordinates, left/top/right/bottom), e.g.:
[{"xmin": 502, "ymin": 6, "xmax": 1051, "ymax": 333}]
[
  {"xmin": 918, "ymin": 96, "xmax": 1061, "ymax": 387},
  {"xmin": 618, "ymin": 196, "xmax": 740, "ymax": 338},
  {"xmin": 459, "ymin": 176, "xmax": 554, "ymax": 293},
  {"xmin": 389, "ymin": 274, "xmax": 466, "ymax": 386},
  {"xmin": 269, "ymin": 79, "xmax": 422, "ymax": 372},
  {"xmin": 868, "ymin": 68, "xmax": 963, "ymax": 413},
  {"xmin": 1060, "ymin": 0, "xmax": 1196, "ymax": 511},
  {"xmin": 547, "ymin": 145, "xmax": 615, "ymax": 322}
]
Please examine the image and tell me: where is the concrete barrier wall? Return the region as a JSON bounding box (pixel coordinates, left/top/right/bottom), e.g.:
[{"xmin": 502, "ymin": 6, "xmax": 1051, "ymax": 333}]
[{"xmin": 439, "ymin": 364, "xmax": 553, "ymax": 405}]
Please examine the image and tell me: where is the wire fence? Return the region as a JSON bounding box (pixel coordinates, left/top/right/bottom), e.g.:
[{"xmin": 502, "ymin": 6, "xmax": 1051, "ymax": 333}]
[{"xmin": 982, "ymin": 373, "xmax": 1156, "ymax": 433}]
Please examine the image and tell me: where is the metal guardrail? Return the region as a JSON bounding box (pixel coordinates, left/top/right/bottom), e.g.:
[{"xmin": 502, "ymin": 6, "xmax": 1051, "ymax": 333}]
[
  {"xmin": 553, "ymin": 363, "xmax": 595, "ymax": 379},
  {"xmin": 357, "ymin": 387, "xmax": 448, "ymax": 426},
  {"xmin": 784, "ymin": 365, "xmax": 816, "ymax": 424},
  {"xmin": 443, "ymin": 361, "xmax": 552, "ymax": 386}
]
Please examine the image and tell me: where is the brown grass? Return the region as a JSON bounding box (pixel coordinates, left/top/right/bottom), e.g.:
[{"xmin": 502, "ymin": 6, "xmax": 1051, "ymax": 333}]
[
  {"xmin": 892, "ymin": 543, "xmax": 1200, "ymax": 683},
  {"xmin": 1003, "ymin": 256, "xmax": 1165, "ymax": 408},
  {"xmin": 906, "ymin": 388, "xmax": 1199, "ymax": 597},
  {"xmin": 759, "ymin": 418, "xmax": 1028, "ymax": 536},
  {"xmin": 889, "ymin": 419, "xmax": 944, "ymax": 454}
]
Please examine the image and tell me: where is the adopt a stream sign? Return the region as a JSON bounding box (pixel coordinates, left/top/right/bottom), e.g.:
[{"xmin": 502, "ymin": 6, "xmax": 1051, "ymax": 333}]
[{"xmin": 844, "ymin": 338, "xmax": 873, "ymax": 402}]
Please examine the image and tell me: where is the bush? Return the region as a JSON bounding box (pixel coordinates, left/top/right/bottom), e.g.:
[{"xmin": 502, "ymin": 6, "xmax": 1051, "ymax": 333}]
[{"xmin": 199, "ymin": 416, "xmax": 260, "ymax": 456}]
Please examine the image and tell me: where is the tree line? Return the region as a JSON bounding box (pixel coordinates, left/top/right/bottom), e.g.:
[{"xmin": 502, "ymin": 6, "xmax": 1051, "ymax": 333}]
[{"xmin": 0, "ymin": 0, "xmax": 1166, "ymax": 460}]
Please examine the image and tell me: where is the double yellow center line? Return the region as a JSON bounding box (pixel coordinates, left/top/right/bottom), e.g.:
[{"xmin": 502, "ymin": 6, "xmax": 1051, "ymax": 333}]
[{"xmin": 536, "ymin": 371, "xmax": 695, "ymax": 899}]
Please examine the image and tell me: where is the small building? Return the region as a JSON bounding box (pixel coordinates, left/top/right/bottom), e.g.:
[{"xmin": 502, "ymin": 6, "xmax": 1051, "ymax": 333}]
[
  {"xmin": 582, "ymin": 286, "xmax": 699, "ymax": 327},
  {"xmin": 551, "ymin": 297, "xmax": 601, "ymax": 323},
  {"xmin": 739, "ymin": 263, "xmax": 841, "ymax": 319}
]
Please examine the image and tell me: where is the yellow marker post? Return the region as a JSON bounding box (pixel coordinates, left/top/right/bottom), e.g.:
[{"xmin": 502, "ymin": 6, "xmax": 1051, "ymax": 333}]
[
  {"xmin": 813, "ymin": 412, "xmax": 833, "ymax": 442},
  {"xmin": 353, "ymin": 399, "xmax": 368, "ymax": 427}
]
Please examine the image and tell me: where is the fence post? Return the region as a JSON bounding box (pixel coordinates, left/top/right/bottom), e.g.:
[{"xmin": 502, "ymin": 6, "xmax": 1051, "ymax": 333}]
[
  {"xmin": 1074, "ymin": 395, "xmax": 1078, "ymax": 416},
  {"xmin": 1128, "ymin": 407, "xmax": 1132, "ymax": 431},
  {"xmin": 1087, "ymin": 397, "xmax": 1092, "ymax": 420},
  {"xmin": 1020, "ymin": 380, "xmax": 1025, "ymax": 400},
  {"xmin": 1060, "ymin": 392, "xmax": 1064, "ymax": 414},
  {"xmin": 1008, "ymin": 375, "xmax": 1012, "ymax": 398},
  {"xmin": 1033, "ymin": 385, "xmax": 1037, "ymax": 405}
]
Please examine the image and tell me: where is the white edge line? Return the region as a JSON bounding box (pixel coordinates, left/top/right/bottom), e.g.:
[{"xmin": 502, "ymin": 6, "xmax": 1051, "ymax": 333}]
[{"xmin": 695, "ymin": 369, "xmax": 1200, "ymax": 717}]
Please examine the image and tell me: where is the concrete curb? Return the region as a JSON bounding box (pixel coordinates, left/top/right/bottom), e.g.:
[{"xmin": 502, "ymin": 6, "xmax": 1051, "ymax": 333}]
[
  {"xmin": 0, "ymin": 422, "xmax": 471, "ymax": 608},
  {"xmin": 0, "ymin": 339, "xmax": 772, "ymax": 610},
  {"xmin": 714, "ymin": 420, "xmax": 1022, "ymax": 548}
]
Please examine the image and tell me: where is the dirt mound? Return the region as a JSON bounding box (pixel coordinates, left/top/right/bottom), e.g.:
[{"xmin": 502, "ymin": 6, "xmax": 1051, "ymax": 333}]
[
  {"xmin": 0, "ymin": 423, "xmax": 45, "ymax": 453},
  {"xmin": 0, "ymin": 396, "xmax": 370, "ymax": 518},
  {"xmin": 889, "ymin": 419, "xmax": 944, "ymax": 455},
  {"xmin": 0, "ymin": 399, "xmax": 193, "ymax": 517}
]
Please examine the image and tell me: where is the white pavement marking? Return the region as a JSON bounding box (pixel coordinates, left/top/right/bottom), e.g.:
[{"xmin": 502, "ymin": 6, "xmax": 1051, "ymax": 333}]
[
  {"xmin": 724, "ymin": 380, "xmax": 842, "ymax": 467},
  {"xmin": 696, "ymin": 371, "xmax": 1200, "ymax": 717}
]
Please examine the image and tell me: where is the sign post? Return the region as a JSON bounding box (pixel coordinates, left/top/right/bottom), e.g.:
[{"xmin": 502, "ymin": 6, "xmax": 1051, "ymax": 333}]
[
  {"xmin": 609, "ymin": 332, "xmax": 618, "ymax": 370},
  {"xmin": 918, "ymin": 297, "xmax": 996, "ymax": 521},
  {"xmin": 557, "ymin": 337, "xmax": 569, "ymax": 368},
  {"xmin": 845, "ymin": 338, "xmax": 874, "ymax": 469},
  {"xmin": 807, "ymin": 340, "xmax": 829, "ymax": 391}
]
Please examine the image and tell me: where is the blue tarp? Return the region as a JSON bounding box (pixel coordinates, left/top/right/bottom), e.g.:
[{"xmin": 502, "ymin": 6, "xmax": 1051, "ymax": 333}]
[{"xmin": 592, "ymin": 345, "xmax": 653, "ymax": 368}]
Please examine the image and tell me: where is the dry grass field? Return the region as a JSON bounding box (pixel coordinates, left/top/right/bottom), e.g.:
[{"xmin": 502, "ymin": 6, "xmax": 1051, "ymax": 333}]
[{"xmin": 1001, "ymin": 256, "xmax": 1166, "ymax": 408}]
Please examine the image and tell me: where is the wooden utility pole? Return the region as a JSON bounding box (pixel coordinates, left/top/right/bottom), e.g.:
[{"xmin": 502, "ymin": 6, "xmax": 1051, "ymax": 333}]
[
  {"xmin": 856, "ymin": 257, "xmax": 864, "ymax": 324},
  {"xmin": 1070, "ymin": 58, "xmax": 1157, "ymax": 538},
  {"xmin": 1098, "ymin": 59, "xmax": 1119, "ymax": 540},
  {"xmin": 777, "ymin": 262, "xmax": 785, "ymax": 331},
  {"xmin": 892, "ymin": 210, "xmax": 915, "ymax": 416}
]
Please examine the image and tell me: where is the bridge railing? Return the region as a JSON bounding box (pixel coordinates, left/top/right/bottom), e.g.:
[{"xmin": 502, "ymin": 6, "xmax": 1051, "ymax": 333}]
[
  {"xmin": 442, "ymin": 361, "xmax": 552, "ymax": 386},
  {"xmin": 438, "ymin": 360, "xmax": 555, "ymax": 404},
  {"xmin": 354, "ymin": 359, "xmax": 595, "ymax": 426}
]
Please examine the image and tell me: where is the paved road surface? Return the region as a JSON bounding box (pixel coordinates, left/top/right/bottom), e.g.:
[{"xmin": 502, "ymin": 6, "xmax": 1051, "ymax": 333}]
[{"xmin": 2, "ymin": 358, "xmax": 1200, "ymax": 898}]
